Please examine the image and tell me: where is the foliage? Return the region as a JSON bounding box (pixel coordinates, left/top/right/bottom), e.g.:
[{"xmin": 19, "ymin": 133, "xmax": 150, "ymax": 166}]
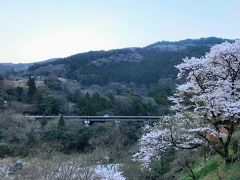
[
  {"xmin": 27, "ymin": 38, "xmax": 229, "ymax": 86},
  {"xmin": 0, "ymin": 141, "xmax": 12, "ymax": 158},
  {"xmin": 181, "ymin": 155, "xmax": 224, "ymax": 180},
  {"xmin": 121, "ymin": 160, "xmax": 151, "ymax": 180},
  {"xmin": 76, "ymin": 92, "xmax": 111, "ymax": 115},
  {"xmin": 45, "ymin": 75, "xmax": 62, "ymax": 91},
  {"xmin": 40, "ymin": 116, "xmax": 48, "ymax": 128},
  {"xmin": 0, "ymin": 112, "xmax": 33, "ymax": 155},
  {"xmin": 43, "ymin": 126, "xmax": 96, "ymax": 153},
  {"xmin": 40, "ymin": 95, "xmax": 57, "ymax": 115},
  {"xmin": 37, "ymin": 95, "xmax": 68, "ymax": 115},
  {"xmin": 58, "ymin": 115, "xmax": 65, "ymax": 128},
  {"xmin": 27, "ymin": 76, "xmax": 37, "ymax": 102},
  {"xmin": 18, "ymin": 147, "xmax": 39, "ymax": 158},
  {"xmin": 13, "ymin": 153, "xmax": 126, "ymax": 180},
  {"xmin": 26, "ymin": 131, "xmax": 38, "ymax": 147},
  {"xmin": 134, "ymin": 40, "xmax": 240, "ymax": 169},
  {"xmin": 4, "ymin": 86, "xmax": 26, "ymax": 102},
  {"xmin": 0, "ymin": 38, "xmax": 237, "ymax": 178},
  {"xmin": 148, "ymin": 80, "xmax": 175, "ymax": 111}
]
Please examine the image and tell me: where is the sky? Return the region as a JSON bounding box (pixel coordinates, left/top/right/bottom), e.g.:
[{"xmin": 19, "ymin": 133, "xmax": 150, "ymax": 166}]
[{"xmin": 0, "ymin": 0, "xmax": 240, "ymax": 63}]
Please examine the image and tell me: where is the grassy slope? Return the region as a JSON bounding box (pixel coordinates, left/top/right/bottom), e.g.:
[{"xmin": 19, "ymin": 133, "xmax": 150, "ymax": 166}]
[{"xmin": 180, "ymin": 155, "xmax": 240, "ymax": 180}]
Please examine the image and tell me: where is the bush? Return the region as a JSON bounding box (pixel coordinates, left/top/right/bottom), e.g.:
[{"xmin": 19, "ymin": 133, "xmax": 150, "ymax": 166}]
[
  {"xmin": 43, "ymin": 127, "xmax": 96, "ymax": 153},
  {"xmin": 0, "ymin": 142, "xmax": 11, "ymax": 158},
  {"xmin": 122, "ymin": 160, "xmax": 149, "ymax": 180},
  {"xmin": 18, "ymin": 148, "xmax": 39, "ymax": 158}
]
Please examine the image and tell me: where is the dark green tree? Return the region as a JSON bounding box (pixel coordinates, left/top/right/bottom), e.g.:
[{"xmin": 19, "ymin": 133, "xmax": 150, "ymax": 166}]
[
  {"xmin": 0, "ymin": 142, "xmax": 11, "ymax": 158},
  {"xmin": 27, "ymin": 76, "xmax": 37, "ymax": 102},
  {"xmin": 76, "ymin": 92, "xmax": 111, "ymax": 115},
  {"xmin": 43, "ymin": 96, "xmax": 55, "ymax": 115},
  {"xmin": 58, "ymin": 115, "xmax": 65, "ymax": 129}
]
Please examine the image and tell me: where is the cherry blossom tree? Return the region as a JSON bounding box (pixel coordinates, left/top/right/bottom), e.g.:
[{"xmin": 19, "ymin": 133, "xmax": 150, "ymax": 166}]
[{"xmin": 134, "ymin": 40, "xmax": 240, "ymax": 167}]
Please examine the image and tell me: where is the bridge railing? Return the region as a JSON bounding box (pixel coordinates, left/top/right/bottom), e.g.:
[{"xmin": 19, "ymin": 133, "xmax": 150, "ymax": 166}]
[{"xmin": 26, "ymin": 115, "xmax": 161, "ymax": 122}]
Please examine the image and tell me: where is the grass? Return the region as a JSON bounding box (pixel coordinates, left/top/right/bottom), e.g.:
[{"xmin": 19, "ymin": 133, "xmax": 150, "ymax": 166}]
[{"xmin": 180, "ymin": 155, "xmax": 240, "ymax": 180}]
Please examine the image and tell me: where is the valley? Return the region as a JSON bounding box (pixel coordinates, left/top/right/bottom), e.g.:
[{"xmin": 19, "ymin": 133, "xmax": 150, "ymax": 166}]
[{"xmin": 0, "ymin": 37, "xmax": 240, "ymax": 179}]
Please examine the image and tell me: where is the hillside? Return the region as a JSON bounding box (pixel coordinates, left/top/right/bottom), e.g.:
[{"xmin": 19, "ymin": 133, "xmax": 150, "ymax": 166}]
[
  {"xmin": 27, "ymin": 37, "xmax": 232, "ymax": 86},
  {"xmin": 0, "ymin": 58, "xmax": 59, "ymax": 75},
  {"xmin": 0, "ymin": 38, "xmax": 239, "ymax": 179},
  {"xmin": 0, "ymin": 63, "xmax": 32, "ymax": 74},
  {"xmin": 1, "ymin": 37, "xmax": 233, "ymax": 117},
  {"xmin": 181, "ymin": 155, "xmax": 240, "ymax": 180}
]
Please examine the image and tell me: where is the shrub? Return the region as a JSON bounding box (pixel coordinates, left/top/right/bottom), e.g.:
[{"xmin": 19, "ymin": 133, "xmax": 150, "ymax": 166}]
[
  {"xmin": 18, "ymin": 148, "xmax": 39, "ymax": 158},
  {"xmin": 43, "ymin": 127, "xmax": 95, "ymax": 153},
  {"xmin": 0, "ymin": 141, "xmax": 11, "ymax": 158}
]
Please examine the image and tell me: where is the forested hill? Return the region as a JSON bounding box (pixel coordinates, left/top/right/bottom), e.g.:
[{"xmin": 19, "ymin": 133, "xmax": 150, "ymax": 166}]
[
  {"xmin": 28, "ymin": 37, "xmax": 232, "ymax": 85},
  {"xmin": 0, "ymin": 58, "xmax": 59, "ymax": 75}
]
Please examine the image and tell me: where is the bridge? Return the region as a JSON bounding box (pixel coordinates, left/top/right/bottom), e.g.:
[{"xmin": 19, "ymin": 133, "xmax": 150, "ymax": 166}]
[{"xmin": 26, "ymin": 115, "xmax": 161, "ymax": 125}]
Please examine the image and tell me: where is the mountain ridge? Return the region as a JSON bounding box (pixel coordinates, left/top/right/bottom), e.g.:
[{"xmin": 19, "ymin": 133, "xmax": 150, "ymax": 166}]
[
  {"xmin": 0, "ymin": 58, "xmax": 60, "ymax": 74},
  {"xmin": 25, "ymin": 37, "xmax": 232, "ymax": 86}
]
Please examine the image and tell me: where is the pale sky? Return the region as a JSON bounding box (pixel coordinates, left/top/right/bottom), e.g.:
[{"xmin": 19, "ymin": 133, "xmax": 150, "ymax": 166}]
[{"xmin": 0, "ymin": 0, "xmax": 240, "ymax": 63}]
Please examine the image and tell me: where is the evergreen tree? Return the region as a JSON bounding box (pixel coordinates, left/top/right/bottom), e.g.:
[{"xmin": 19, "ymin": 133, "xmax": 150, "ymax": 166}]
[
  {"xmin": 27, "ymin": 76, "xmax": 37, "ymax": 102},
  {"xmin": 58, "ymin": 115, "xmax": 65, "ymax": 129}
]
